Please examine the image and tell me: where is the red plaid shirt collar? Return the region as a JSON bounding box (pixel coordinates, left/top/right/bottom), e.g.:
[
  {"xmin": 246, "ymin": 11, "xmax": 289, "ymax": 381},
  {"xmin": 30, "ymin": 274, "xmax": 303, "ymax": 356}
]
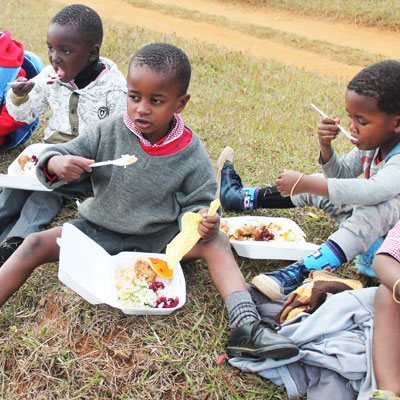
[{"xmin": 123, "ymin": 112, "xmax": 184, "ymax": 147}]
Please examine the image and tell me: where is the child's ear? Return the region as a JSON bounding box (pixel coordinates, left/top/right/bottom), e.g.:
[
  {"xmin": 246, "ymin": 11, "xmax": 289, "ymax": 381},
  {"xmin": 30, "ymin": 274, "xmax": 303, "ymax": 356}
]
[
  {"xmin": 175, "ymin": 94, "xmax": 191, "ymax": 114},
  {"xmin": 89, "ymin": 44, "xmax": 100, "ymax": 62},
  {"xmin": 394, "ymin": 115, "xmax": 400, "ymax": 134}
]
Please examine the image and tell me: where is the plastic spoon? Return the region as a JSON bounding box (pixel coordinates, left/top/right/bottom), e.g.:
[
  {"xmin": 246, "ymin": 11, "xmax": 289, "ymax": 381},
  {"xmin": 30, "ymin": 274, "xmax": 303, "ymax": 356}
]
[
  {"xmin": 310, "ymin": 103, "xmax": 358, "ymax": 142},
  {"xmin": 8, "ymin": 74, "xmax": 58, "ymax": 85},
  {"xmin": 90, "ymin": 154, "xmax": 138, "ymax": 167}
]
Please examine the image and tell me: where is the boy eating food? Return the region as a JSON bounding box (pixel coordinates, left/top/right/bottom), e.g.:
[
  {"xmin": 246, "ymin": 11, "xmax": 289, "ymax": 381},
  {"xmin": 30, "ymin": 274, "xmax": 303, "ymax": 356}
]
[
  {"xmin": 0, "ymin": 43, "xmax": 298, "ymax": 360},
  {"xmin": 2, "ymin": 4, "xmax": 126, "ymax": 264}
]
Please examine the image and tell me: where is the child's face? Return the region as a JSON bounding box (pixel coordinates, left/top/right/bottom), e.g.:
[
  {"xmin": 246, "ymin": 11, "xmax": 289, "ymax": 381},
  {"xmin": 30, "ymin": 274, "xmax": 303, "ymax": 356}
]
[
  {"xmin": 126, "ymin": 65, "xmax": 190, "ymax": 144},
  {"xmin": 46, "ymin": 23, "xmax": 99, "ymax": 83},
  {"xmin": 345, "ymin": 89, "xmax": 400, "ymax": 157}
]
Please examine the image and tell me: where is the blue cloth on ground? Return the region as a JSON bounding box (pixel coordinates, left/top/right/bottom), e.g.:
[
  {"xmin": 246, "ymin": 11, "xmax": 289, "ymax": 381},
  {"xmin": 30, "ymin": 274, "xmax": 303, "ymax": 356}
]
[
  {"xmin": 355, "ymin": 237, "xmax": 385, "ymax": 278},
  {"xmin": 229, "ymin": 286, "xmax": 376, "ymax": 400}
]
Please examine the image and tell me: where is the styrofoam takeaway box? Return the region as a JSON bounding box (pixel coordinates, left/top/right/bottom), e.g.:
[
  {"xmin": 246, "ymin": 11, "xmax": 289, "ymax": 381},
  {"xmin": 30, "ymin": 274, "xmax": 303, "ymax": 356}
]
[
  {"xmin": 0, "ymin": 143, "xmax": 52, "ymax": 191},
  {"xmin": 58, "ymin": 223, "xmax": 186, "ymax": 315},
  {"xmin": 222, "ymin": 216, "xmax": 319, "ymax": 261}
]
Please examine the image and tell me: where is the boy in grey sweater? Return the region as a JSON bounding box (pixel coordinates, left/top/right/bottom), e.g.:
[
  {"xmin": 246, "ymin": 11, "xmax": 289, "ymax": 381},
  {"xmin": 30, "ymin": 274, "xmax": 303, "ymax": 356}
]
[{"xmin": 0, "ymin": 43, "xmax": 299, "ymax": 361}]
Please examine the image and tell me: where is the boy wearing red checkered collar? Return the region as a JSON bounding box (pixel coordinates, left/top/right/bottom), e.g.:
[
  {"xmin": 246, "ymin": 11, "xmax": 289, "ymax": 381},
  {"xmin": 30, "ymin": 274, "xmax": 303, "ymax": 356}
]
[{"xmin": 0, "ymin": 43, "xmax": 299, "ymax": 362}]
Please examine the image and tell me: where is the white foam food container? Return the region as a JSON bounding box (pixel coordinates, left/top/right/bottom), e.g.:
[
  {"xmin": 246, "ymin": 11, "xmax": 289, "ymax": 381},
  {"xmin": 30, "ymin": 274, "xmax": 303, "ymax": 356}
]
[
  {"xmin": 0, "ymin": 143, "xmax": 52, "ymax": 191},
  {"xmin": 58, "ymin": 223, "xmax": 186, "ymax": 315},
  {"xmin": 222, "ymin": 216, "xmax": 319, "ymax": 261}
]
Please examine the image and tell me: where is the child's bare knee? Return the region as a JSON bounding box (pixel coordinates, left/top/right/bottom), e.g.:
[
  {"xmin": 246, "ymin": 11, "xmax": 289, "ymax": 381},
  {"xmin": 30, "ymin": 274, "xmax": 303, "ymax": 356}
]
[
  {"xmin": 202, "ymin": 231, "xmax": 231, "ymax": 254},
  {"xmin": 208, "ymin": 230, "xmax": 229, "ymax": 245},
  {"xmin": 23, "ymin": 232, "xmax": 48, "ymax": 255}
]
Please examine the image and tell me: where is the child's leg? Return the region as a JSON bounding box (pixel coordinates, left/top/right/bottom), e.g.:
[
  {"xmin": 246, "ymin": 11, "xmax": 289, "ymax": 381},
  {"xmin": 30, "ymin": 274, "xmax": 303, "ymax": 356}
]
[
  {"xmin": 0, "ymin": 180, "xmax": 92, "ymax": 265},
  {"xmin": 183, "ymin": 231, "xmax": 299, "ymax": 359},
  {"xmin": 330, "ymin": 199, "xmax": 400, "ymax": 262},
  {"xmin": 251, "ymin": 239, "xmax": 347, "ymax": 299},
  {"xmin": 0, "ymin": 188, "xmax": 32, "ymax": 241},
  {"xmin": 252, "ymin": 198, "xmax": 400, "ymax": 300},
  {"xmin": 184, "ymin": 231, "xmax": 247, "ymax": 299},
  {"xmin": 216, "ymin": 147, "xmax": 294, "ymax": 211},
  {"xmin": 184, "ymin": 232, "xmax": 257, "ymax": 328},
  {"xmin": 373, "ymin": 254, "xmax": 400, "ymax": 396},
  {"xmin": 0, "ymin": 227, "xmax": 61, "ymax": 307}
]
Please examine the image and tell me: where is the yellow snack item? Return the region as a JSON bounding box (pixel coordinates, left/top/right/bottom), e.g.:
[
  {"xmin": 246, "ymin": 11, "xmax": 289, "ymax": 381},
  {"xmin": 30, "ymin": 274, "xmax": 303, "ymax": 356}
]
[{"xmin": 149, "ymin": 258, "xmax": 173, "ymax": 279}]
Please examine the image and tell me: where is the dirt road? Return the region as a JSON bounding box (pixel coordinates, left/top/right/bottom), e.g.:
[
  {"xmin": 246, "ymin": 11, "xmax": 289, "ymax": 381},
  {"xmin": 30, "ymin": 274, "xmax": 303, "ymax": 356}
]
[{"xmin": 54, "ymin": 0, "xmax": 400, "ymax": 80}]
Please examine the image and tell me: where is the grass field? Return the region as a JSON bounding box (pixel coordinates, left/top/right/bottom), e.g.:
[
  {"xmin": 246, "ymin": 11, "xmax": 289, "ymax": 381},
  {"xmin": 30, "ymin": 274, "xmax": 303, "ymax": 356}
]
[{"xmin": 0, "ymin": 0, "xmax": 379, "ymax": 399}]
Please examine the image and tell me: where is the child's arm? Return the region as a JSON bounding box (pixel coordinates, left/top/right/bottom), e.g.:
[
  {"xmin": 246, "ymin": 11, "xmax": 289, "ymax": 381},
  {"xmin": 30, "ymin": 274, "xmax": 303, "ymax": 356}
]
[
  {"xmin": 318, "ymin": 116, "xmax": 365, "ymax": 181},
  {"xmin": 278, "ymin": 155, "xmax": 400, "ymax": 203},
  {"xmin": 5, "ymin": 67, "xmax": 51, "ymax": 124},
  {"xmin": 374, "ymin": 253, "xmax": 400, "ymax": 295},
  {"xmin": 47, "ymin": 155, "xmax": 94, "ymax": 181},
  {"xmin": 371, "ymin": 222, "xmax": 400, "ymax": 395},
  {"xmin": 374, "ymin": 220, "xmax": 400, "ymax": 293},
  {"xmin": 276, "ymin": 170, "xmax": 328, "ymax": 197},
  {"xmin": 197, "ymin": 210, "xmax": 219, "ymax": 240},
  {"xmin": 10, "ymin": 78, "xmax": 35, "ymax": 98},
  {"xmin": 318, "ymin": 117, "xmax": 341, "ymax": 164},
  {"xmin": 275, "ymin": 117, "xmax": 348, "ymax": 198}
]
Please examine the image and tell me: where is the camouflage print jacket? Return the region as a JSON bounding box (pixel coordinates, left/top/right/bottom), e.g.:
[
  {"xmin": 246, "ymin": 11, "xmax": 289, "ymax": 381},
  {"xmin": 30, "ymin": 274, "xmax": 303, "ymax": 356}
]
[{"xmin": 6, "ymin": 57, "xmax": 127, "ymax": 143}]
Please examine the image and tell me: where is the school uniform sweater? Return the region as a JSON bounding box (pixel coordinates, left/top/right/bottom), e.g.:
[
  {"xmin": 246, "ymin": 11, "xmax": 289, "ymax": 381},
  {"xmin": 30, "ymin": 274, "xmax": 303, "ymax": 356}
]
[
  {"xmin": 36, "ymin": 113, "xmax": 217, "ymax": 248},
  {"xmin": 291, "ymin": 144, "xmax": 400, "ymax": 260},
  {"xmin": 320, "ymin": 145, "xmax": 400, "ymax": 206}
]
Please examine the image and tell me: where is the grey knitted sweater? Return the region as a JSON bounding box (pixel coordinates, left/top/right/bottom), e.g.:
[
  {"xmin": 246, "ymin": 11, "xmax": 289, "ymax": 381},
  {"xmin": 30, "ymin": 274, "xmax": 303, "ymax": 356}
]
[
  {"xmin": 37, "ymin": 113, "xmax": 217, "ymax": 247},
  {"xmin": 320, "ymin": 144, "xmax": 400, "ymax": 205}
]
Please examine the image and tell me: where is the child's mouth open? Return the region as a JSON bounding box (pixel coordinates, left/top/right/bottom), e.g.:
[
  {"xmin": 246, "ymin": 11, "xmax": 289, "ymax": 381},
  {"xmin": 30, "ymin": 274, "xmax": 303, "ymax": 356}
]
[
  {"xmin": 135, "ymin": 119, "xmax": 151, "ymax": 130},
  {"xmin": 53, "ymin": 66, "xmax": 66, "ymax": 81}
]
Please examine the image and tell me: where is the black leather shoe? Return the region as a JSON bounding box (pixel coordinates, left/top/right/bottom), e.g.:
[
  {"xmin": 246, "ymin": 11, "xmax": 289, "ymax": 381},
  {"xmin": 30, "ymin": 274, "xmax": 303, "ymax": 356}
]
[
  {"xmin": 227, "ymin": 318, "xmax": 299, "ymax": 359},
  {"xmin": 0, "ymin": 237, "xmax": 23, "ymax": 266}
]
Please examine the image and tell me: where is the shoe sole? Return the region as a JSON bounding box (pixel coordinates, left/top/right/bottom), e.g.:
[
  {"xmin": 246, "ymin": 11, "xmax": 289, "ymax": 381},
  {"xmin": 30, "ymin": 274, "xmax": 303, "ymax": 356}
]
[
  {"xmin": 251, "ymin": 275, "xmax": 285, "ymax": 300},
  {"xmin": 215, "ymin": 147, "xmax": 234, "ymax": 199},
  {"xmin": 227, "ymin": 343, "xmax": 299, "ymax": 359}
]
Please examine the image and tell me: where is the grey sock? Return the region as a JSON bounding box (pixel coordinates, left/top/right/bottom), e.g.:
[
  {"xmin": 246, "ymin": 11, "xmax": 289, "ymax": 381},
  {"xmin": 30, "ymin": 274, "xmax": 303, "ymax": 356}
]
[{"xmin": 225, "ymin": 290, "xmax": 260, "ymax": 329}]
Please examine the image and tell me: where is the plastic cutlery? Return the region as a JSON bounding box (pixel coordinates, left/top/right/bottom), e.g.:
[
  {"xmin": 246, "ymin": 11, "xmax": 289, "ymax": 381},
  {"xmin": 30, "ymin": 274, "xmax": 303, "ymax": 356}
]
[
  {"xmin": 90, "ymin": 154, "xmax": 137, "ymax": 167},
  {"xmin": 310, "ymin": 103, "xmax": 358, "ymax": 142}
]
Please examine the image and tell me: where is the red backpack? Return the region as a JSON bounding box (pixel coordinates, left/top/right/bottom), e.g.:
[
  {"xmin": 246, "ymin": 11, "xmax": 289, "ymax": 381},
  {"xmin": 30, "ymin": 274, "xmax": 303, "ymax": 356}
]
[{"xmin": 0, "ymin": 31, "xmax": 44, "ymax": 149}]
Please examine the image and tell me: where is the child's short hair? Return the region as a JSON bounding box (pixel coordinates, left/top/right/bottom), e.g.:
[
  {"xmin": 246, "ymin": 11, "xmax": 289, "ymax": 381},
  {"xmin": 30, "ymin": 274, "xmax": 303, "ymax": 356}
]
[
  {"xmin": 51, "ymin": 4, "xmax": 103, "ymax": 46},
  {"xmin": 129, "ymin": 43, "xmax": 191, "ymax": 96},
  {"xmin": 347, "ymin": 59, "xmax": 400, "ymax": 115}
]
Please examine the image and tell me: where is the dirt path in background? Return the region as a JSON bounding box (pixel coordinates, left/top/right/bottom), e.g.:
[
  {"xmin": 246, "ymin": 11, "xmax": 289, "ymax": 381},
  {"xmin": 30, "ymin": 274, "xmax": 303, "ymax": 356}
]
[
  {"xmin": 152, "ymin": 0, "xmax": 400, "ymax": 58},
  {"xmin": 54, "ymin": 0, "xmax": 400, "ymax": 80}
]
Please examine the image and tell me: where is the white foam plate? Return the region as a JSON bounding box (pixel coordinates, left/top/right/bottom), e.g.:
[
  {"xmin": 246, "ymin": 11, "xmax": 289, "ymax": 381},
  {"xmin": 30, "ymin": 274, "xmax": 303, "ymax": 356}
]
[
  {"xmin": 221, "ymin": 216, "xmax": 319, "ymax": 260},
  {"xmin": 0, "ymin": 143, "xmax": 52, "ymax": 191},
  {"xmin": 58, "ymin": 223, "xmax": 186, "ymax": 315}
]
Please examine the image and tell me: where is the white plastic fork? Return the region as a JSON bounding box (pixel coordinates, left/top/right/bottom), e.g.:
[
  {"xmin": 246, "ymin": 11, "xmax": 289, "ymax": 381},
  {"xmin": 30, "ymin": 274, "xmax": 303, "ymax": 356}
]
[
  {"xmin": 8, "ymin": 73, "xmax": 59, "ymax": 86},
  {"xmin": 310, "ymin": 103, "xmax": 358, "ymax": 142},
  {"xmin": 90, "ymin": 154, "xmax": 137, "ymax": 167}
]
